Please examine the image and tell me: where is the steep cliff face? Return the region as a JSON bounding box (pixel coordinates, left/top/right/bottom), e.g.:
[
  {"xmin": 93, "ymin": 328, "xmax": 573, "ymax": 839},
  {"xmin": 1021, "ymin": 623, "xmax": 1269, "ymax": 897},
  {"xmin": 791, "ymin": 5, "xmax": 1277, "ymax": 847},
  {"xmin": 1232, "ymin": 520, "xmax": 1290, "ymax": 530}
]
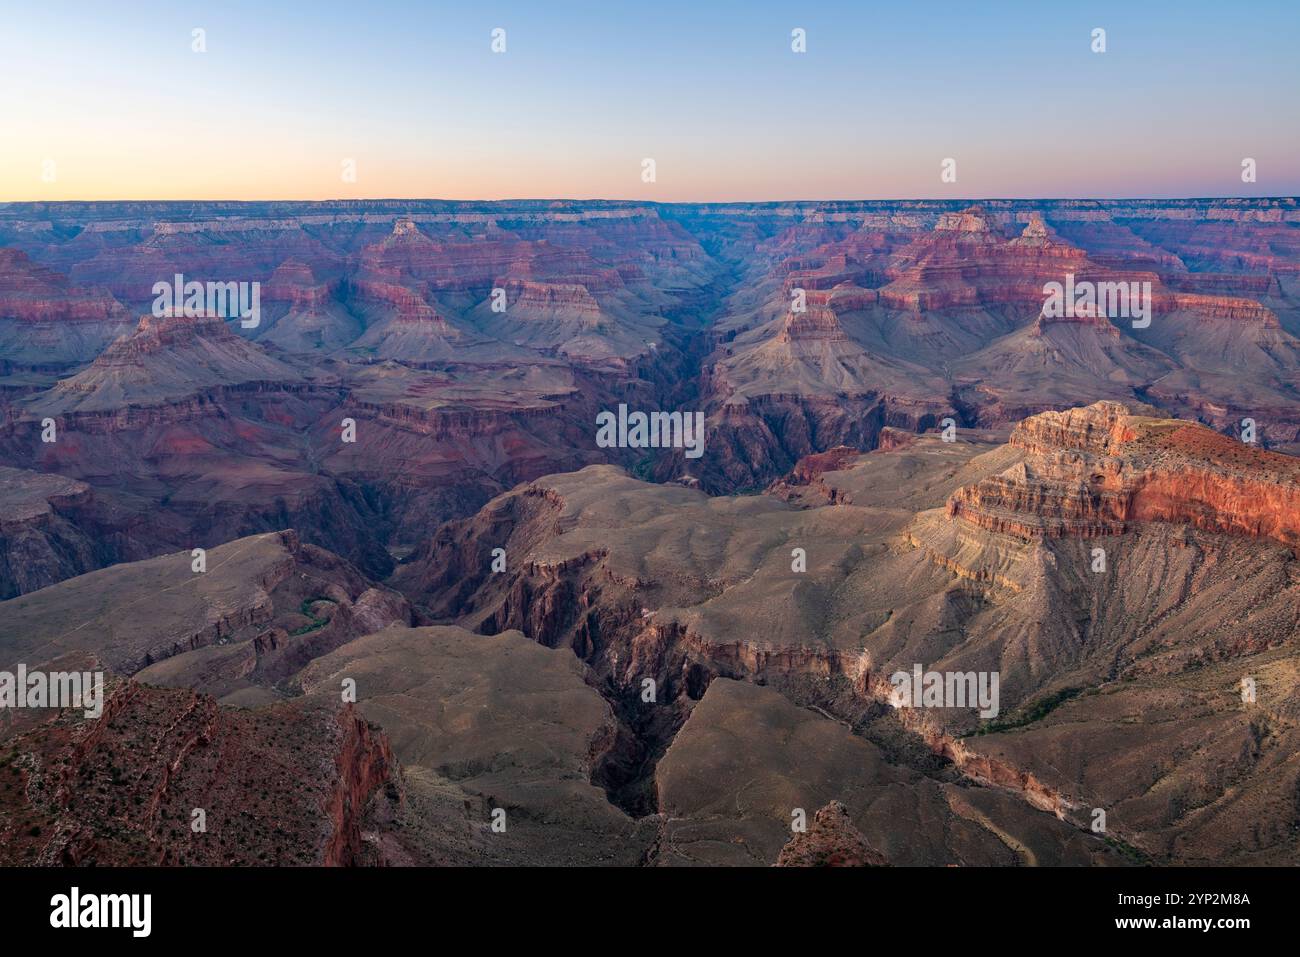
[
  {"xmin": 0, "ymin": 391, "xmax": 399, "ymax": 583},
  {"xmin": 322, "ymin": 706, "xmax": 400, "ymax": 866},
  {"xmin": 777, "ymin": 305, "xmax": 851, "ymax": 343},
  {"xmin": 0, "ymin": 467, "xmax": 120, "ymax": 598},
  {"xmin": 765, "ymin": 444, "xmax": 861, "ymax": 504},
  {"xmin": 360, "ymin": 227, "xmax": 599, "ymax": 293},
  {"xmin": 295, "ymin": 624, "xmax": 654, "ymax": 865},
  {"xmin": 0, "ymin": 250, "xmax": 126, "ymax": 324},
  {"xmin": 694, "ymin": 391, "xmax": 906, "ymax": 493},
  {"xmin": 948, "ymin": 401, "xmax": 1300, "ymax": 547}
]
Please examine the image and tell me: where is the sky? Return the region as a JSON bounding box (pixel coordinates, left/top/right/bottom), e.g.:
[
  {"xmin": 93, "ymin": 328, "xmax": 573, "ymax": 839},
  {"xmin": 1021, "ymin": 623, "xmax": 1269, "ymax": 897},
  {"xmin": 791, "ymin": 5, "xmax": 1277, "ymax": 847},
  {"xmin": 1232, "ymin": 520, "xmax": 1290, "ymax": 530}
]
[{"xmin": 1, "ymin": 0, "xmax": 1297, "ymax": 202}]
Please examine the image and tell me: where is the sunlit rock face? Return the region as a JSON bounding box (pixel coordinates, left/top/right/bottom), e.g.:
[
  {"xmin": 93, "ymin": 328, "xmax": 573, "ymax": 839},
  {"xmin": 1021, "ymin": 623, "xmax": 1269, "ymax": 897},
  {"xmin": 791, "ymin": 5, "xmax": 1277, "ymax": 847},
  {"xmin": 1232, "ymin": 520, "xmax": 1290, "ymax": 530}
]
[{"xmin": 948, "ymin": 401, "xmax": 1300, "ymax": 548}]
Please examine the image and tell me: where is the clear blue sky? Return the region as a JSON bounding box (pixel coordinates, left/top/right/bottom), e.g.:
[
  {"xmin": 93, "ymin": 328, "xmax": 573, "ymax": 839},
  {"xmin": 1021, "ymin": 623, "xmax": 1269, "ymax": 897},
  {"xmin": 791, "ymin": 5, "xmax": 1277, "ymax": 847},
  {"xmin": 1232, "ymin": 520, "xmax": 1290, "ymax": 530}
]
[{"xmin": 2, "ymin": 0, "xmax": 1296, "ymax": 200}]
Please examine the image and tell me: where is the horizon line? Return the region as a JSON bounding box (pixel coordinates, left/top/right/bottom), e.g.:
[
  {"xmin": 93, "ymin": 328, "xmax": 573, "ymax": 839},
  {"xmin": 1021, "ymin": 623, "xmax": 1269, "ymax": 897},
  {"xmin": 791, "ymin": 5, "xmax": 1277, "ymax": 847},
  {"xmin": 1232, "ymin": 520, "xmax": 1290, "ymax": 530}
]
[{"xmin": 3, "ymin": 195, "xmax": 1298, "ymax": 207}]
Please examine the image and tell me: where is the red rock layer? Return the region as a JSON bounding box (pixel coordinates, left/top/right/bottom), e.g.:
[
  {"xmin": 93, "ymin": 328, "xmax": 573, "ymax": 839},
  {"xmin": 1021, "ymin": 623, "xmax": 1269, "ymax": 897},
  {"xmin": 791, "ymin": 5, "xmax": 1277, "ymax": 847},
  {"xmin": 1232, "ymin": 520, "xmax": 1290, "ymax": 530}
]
[
  {"xmin": 778, "ymin": 305, "xmax": 849, "ymax": 342},
  {"xmin": 348, "ymin": 277, "xmax": 456, "ymax": 329},
  {"xmin": 1154, "ymin": 292, "xmax": 1278, "ymax": 323},
  {"xmin": 0, "ymin": 249, "xmax": 125, "ymax": 323},
  {"xmin": 948, "ymin": 402, "xmax": 1300, "ymax": 548},
  {"xmin": 263, "ymin": 259, "xmax": 341, "ymax": 306},
  {"xmin": 499, "ymin": 278, "xmax": 603, "ymax": 320},
  {"xmin": 783, "ymin": 445, "xmax": 860, "ymax": 484}
]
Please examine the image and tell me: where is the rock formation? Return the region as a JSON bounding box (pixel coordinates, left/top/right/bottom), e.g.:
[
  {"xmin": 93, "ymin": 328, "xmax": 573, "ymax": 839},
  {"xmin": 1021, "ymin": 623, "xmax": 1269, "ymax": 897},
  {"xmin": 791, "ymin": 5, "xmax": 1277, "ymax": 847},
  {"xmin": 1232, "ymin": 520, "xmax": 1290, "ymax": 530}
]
[
  {"xmin": 775, "ymin": 801, "xmax": 889, "ymax": 867},
  {"xmin": 948, "ymin": 401, "xmax": 1300, "ymax": 547}
]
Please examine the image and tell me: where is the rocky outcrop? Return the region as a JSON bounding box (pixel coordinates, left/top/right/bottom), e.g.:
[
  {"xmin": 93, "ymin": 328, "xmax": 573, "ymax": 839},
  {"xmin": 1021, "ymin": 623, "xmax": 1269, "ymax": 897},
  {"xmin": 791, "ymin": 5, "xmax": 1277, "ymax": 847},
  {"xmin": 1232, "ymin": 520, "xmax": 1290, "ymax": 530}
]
[
  {"xmin": 29, "ymin": 313, "xmax": 304, "ymax": 414},
  {"xmin": 323, "ymin": 706, "xmax": 400, "ymax": 866},
  {"xmin": 948, "ymin": 401, "xmax": 1300, "ymax": 548},
  {"xmin": 781, "ymin": 445, "xmax": 860, "ymax": 485},
  {"xmin": 263, "ymin": 259, "xmax": 340, "ymax": 307},
  {"xmin": 0, "ymin": 674, "xmax": 400, "ymax": 866},
  {"xmin": 775, "ymin": 801, "xmax": 889, "ymax": 866},
  {"xmin": 765, "ymin": 445, "xmax": 861, "ymax": 504},
  {"xmin": 498, "ymin": 279, "xmax": 604, "ymax": 321},
  {"xmin": 695, "ymin": 390, "xmax": 950, "ymax": 493},
  {"xmin": 876, "ymin": 205, "xmax": 1093, "ymax": 313},
  {"xmin": 0, "ymin": 250, "xmax": 125, "ymax": 324},
  {"xmin": 934, "ymin": 206, "xmax": 999, "ymax": 234},
  {"xmin": 778, "ymin": 306, "xmax": 849, "ymax": 343}
]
